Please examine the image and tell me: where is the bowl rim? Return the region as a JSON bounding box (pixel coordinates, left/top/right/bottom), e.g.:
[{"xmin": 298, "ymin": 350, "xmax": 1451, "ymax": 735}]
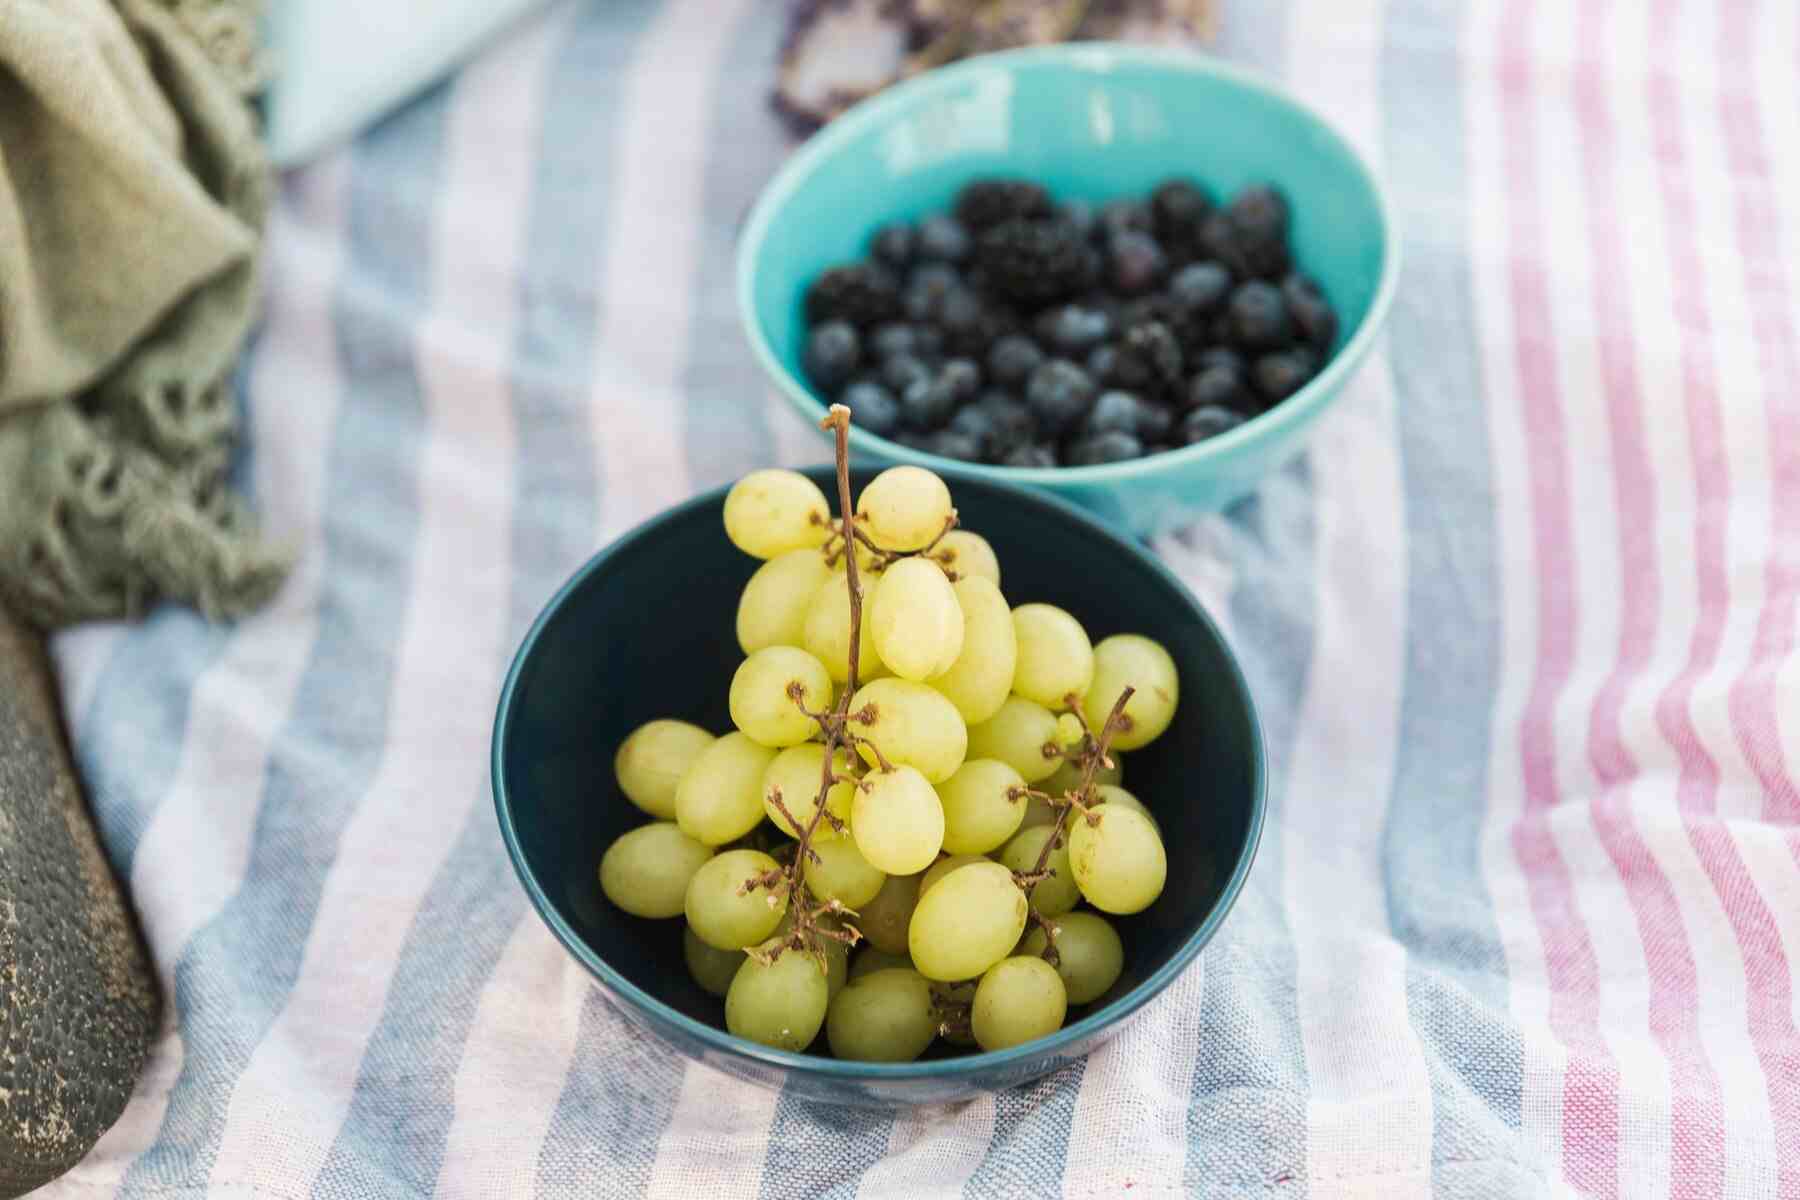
[
  {"xmin": 735, "ymin": 41, "xmax": 1401, "ymax": 486},
  {"xmin": 491, "ymin": 465, "xmax": 1268, "ymax": 1081}
]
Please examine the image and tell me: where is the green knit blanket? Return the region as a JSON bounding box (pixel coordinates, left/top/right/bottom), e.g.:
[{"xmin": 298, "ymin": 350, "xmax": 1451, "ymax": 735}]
[{"xmin": 0, "ymin": 0, "xmax": 286, "ymax": 629}]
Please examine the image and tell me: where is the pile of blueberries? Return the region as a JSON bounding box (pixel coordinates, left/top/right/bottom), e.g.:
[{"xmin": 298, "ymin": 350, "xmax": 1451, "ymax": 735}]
[{"xmin": 799, "ymin": 177, "xmax": 1338, "ymax": 467}]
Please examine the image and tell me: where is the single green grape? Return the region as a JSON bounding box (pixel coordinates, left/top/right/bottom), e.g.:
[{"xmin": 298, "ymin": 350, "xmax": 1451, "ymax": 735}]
[
  {"xmin": 1019, "ymin": 910, "xmax": 1124, "ymax": 1005},
  {"xmin": 965, "ymin": 695, "xmax": 1059, "ymax": 783},
  {"xmin": 684, "ymin": 925, "xmax": 745, "ymax": 997},
  {"xmin": 614, "ymin": 719, "xmax": 715, "ymax": 819},
  {"xmin": 932, "ymin": 529, "xmax": 1000, "ymax": 587},
  {"xmin": 846, "ymin": 678, "xmax": 968, "ymax": 783},
  {"xmin": 684, "ymin": 849, "xmax": 787, "ymax": 949},
  {"xmin": 1010, "ymin": 604, "xmax": 1095, "ymax": 709},
  {"xmin": 1082, "ymin": 634, "xmax": 1180, "ymax": 751},
  {"xmin": 826, "ymin": 967, "xmax": 939, "ymax": 1062},
  {"xmin": 851, "ymin": 764, "xmax": 945, "ymax": 875},
  {"xmin": 737, "ymin": 549, "xmax": 834, "ymax": 654},
  {"xmin": 928, "ymin": 576, "xmax": 1016, "ymax": 725},
  {"xmin": 855, "ymin": 465, "xmax": 953, "ymax": 551},
  {"xmin": 936, "ymin": 758, "xmax": 1027, "ymax": 855},
  {"xmin": 598, "ymin": 822, "xmax": 714, "ymax": 918},
  {"xmin": 868, "ymin": 557, "xmax": 965, "ymax": 681},
  {"xmin": 675, "ymin": 731, "xmax": 778, "ymax": 846},
  {"xmin": 847, "ymin": 947, "xmax": 913, "ymax": 980},
  {"xmin": 1091, "ymin": 783, "xmax": 1159, "ymax": 832},
  {"xmin": 762, "ymin": 743, "xmax": 856, "ymax": 840},
  {"xmin": 802, "ymin": 574, "xmax": 887, "ymax": 684},
  {"xmin": 918, "ymin": 852, "xmax": 988, "ymax": 897},
  {"xmin": 857, "ymin": 870, "xmax": 922, "ymax": 956},
  {"xmin": 802, "ymin": 836, "xmax": 887, "ymax": 908},
  {"xmin": 725, "ymin": 944, "xmax": 828, "ymax": 1051},
  {"xmin": 908, "ymin": 861, "xmax": 1027, "ymax": 982},
  {"xmin": 729, "ymin": 646, "xmax": 832, "ymax": 748},
  {"xmin": 1068, "ymin": 805, "xmax": 1167, "ymax": 915},
  {"xmin": 999, "ymin": 824, "xmax": 1079, "ymax": 917},
  {"xmin": 971, "ymin": 956, "xmax": 1067, "ymax": 1051},
  {"xmin": 723, "ymin": 469, "xmax": 832, "ymax": 559}
]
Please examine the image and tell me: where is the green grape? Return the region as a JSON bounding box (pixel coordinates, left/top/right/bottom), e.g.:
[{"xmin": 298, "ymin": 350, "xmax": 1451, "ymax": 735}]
[
  {"xmin": 965, "ymin": 696, "xmax": 1059, "ymax": 783},
  {"xmin": 851, "ymin": 765, "xmax": 945, "ymax": 875},
  {"xmin": 762, "ymin": 743, "xmax": 856, "ymax": 840},
  {"xmin": 1038, "ymin": 751, "xmax": 1123, "ymax": 810},
  {"xmin": 1068, "ymin": 806, "xmax": 1167, "ymax": 914},
  {"xmin": 684, "ymin": 849, "xmax": 787, "ymax": 949},
  {"xmin": 1091, "ymin": 783, "xmax": 1159, "ymax": 833},
  {"xmin": 725, "ymin": 944, "xmax": 829, "ymax": 1051},
  {"xmin": 1082, "ymin": 634, "xmax": 1179, "ymax": 751},
  {"xmin": 684, "ymin": 925, "xmax": 745, "ymax": 997},
  {"xmin": 802, "ymin": 574, "xmax": 887, "ymax": 684},
  {"xmin": 1010, "ymin": 604, "xmax": 1095, "ymax": 709},
  {"xmin": 932, "ymin": 529, "xmax": 1000, "ymax": 587},
  {"xmin": 971, "ymin": 956, "xmax": 1067, "ymax": 1051},
  {"xmin": 802, "ymin": 836, "xmax": 887, "ymax": 908},
  {"xmin": 846, "ymin": 678, "xmax": 968, "ymax": 783},
  {"xmin": 676, "ymin": 732, "xmax": 778, "ymax": 845},
  {"xmin": 1052, "ymin": 712, "xmax": 1086, "ymax": 752},
  {"xmin": 999, "ymin": 824, "xmax": 1079, "ymax": 917},
  {"xmin": 614, "ymin": 719, "xmax": 715, "ymax": 819},
  {"xmin": 868, "ymin": 557, "xmax": 965, "ymax": 681},
  {"xmin": 918, "ymin": 852, "xmax": 988, "ymax": 897},
  {"xmin": 737, "ymin": 549, "xmax": 835, "ymax": 654},
  {"xmin": 937, "ymin": 758, "xmax": 1026, "ymax": 855},
  {"xmin": 598, "ymin": 822, "xmax": 714, "ymax": 918},
  {"xmin": 908, "ymin": 861, "xmax": 1027, "ymax": 982},
  {"xmin": 1019, "ymin": 911, "xmax": 1124, "ymax": 1005},
  {"xmin": 729, "ymin": 646, "xmax": 832, "ymax": 748},
  {"xmin": 724, "ymin": 468, "xmax": 832, "ymax": 559},
  {"xmin": 855, "ymin": 465, "xmax": 953, "ymax": 552},
  {"xmin": 929, "ymin": 577, "xmax": 1016, "ymax": 725},
  {"xmin": 774, "ymin": 908, "xmax": 850, "ymax": 998},
  {"xmin": 857, "ymin": 870, "xmax": 922, "ymax": 956},
  {"xmin": 826, "ymin": 967, "xmax": 938, "ymax": 1062},
  {"xmin": 848, "ymin": 947, "xmax": 913, "ymax": 980}
]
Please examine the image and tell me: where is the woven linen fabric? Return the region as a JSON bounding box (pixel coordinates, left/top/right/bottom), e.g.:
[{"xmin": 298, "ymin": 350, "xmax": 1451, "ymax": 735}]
[{"xmin": 39, "ymin": 0, "xmax": 1800, "ymax": 1195}]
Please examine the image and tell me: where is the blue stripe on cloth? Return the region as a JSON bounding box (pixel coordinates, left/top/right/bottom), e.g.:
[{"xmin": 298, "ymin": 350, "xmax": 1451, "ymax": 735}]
[
  {"xmin": 309, "ymin": 4, "xmax": 657, "ymax": 1195},
  {"xmin": 1378, "ymin": 0, "xmax": 1528, "ymax": 1180},
  {"xmin": 1182, "ymin": 465, "xmax": 1316, "ymax": 1196},
  {"xmin": 962, "ymin": 1060, "xmax": 1085, "ymax": 1197},
  {"xmin": 677, "ymin": 0, "xmax": 784, "ymax": 490},
  {"xmin": 756, "ymin": 1095, "xmax": 893, "ymax": 1200},
  {"xmin": 116, "ymin": 87, "xmax": 453, "ymax": 1195}
]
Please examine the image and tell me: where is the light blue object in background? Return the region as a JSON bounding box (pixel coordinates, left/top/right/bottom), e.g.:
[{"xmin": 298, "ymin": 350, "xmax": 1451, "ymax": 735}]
[{"xmin": 261, "ymin": 0, "xmax": 553, "ymax": 165}]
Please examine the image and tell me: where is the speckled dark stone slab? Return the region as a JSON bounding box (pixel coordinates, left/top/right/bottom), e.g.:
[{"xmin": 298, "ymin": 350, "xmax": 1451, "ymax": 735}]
[{"xmin": 0, "ymin": 607, "xmax": 158, "ymax": 1198}]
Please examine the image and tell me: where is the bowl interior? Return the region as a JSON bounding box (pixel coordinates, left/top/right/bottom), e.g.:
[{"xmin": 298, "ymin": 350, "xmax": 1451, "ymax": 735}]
[
  {"xmin": 495, "ymin": 469, "xmax": 1261, "ymax": 1070},
  {"xmin": 742, "ymin": 44, "xmax": 1391, "ymax": 468}
]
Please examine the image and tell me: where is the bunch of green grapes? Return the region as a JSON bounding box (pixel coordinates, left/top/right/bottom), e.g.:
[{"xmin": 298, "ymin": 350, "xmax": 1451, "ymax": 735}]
[{"xmin": 596, "ymin": 459, "xmax": 1181, "ymax": 1059}]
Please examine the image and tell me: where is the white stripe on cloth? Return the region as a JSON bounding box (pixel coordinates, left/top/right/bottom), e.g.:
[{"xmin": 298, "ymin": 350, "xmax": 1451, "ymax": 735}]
[
  {"xmin": 1276, "ymin": 3, "xmax": 1433, "ymax": 1197},
  {"xmin": 1464, "ymin": 0, "xmax": 1569, "ymax": 1182},
  {"xmin": 202, "ymin": 17, "xmax": 553, "ymax": 1193},
  {"xmin": 854, "ymin": 1097, "xmax": 995, "ymax": 1199},
  {"xmin": 588, "ymin": 0, "xmax": 755, "ymax": 538},
  {"xmin": 40, "ymin": 150, "xmax": 355, "ymax": 1200},
  {"xmin": 55, "ymin": 624, "xmax": 125, "ymax": 731},
  {"xmin": 643, "ymin": 1068, "xmax": 781, "ymax": 1200}
]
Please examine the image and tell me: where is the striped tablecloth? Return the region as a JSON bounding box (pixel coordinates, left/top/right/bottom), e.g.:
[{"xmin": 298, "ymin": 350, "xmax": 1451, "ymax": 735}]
[{"xmin": 42, "ymin": 0, "xmax": 1800, "ymax": 1196}]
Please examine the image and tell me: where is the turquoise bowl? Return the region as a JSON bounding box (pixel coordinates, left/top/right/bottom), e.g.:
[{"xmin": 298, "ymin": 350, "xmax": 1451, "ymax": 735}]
[
  {"xmin": 738, "ymin": 44, "xmax": 1397, "ymax": 536},
  {"xmin": 493, "ymin": 467, "xmax": 1265, "ymax": 1106}
]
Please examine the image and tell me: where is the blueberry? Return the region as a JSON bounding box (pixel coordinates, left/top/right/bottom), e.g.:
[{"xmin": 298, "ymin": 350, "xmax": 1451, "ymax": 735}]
[
  {"xmin": 1134, "ymin": 398, "xmax": 1174, "ymax": 442},
  {"xmin": 1109, "ymin": 231, "xmax": 1168, "ymax": 296},
  {"xmin": 1068, "ymin": 431, "xmax": 1144, "ymax": 465},
  {"xmin": 975, "ymin": 392, "xmax": 1036, "ymax": 446},
  {"xmin": 909, "ymin": 262, "xmax": 962, "ymax": 294},
  {"xmin": 900, "ymin": 375, "xmax": 956, "ymax": 430},
  {"xmin": 1151, "ymin": 179, "xmax": 1213, "ymax": 245},
  {"xmin": 938, "ymin": 358, "xmax": 982, "ymax": 403},
  {"xmin": 840, "ymin": 380, "xmax": 901, "ymax": 436},
  {"xmin": 1169, "ymin": 262, "xmax": 1232, "ymax": 316},
  {"xmin": 882, "ymin": 354, "xmax": 931, "ymax": 393},
  {"xmin": 1001, "ymin": 443, "xmax": 1059, "ymax": 468},
  {"xmin": 1192, "ymin": 346, "xmax": 1246, "ymax": 376},
  {"xmin": 1098, "ymin": 198, "xmax": 1152, "ymax": 241},
  {"xmin": 1282, "ymin": 274, "xmax": 1338, "ymax": 350},
  {"xmin": 1252, "ymin": 348, "xmax": 1318, "ymax": 402},
  {"xmin": 1185, "ymin": 364, "xmax": 1252, "ymax": 412},
  {"xmin": 1181, "ymin": 404, "xmax": 1246, "ymax": 444},
  {"xmin": 1086, "ymin": 390, "xmax": 1141, "ymax": 436},
  {"xmin": 1227, "ymin": 280, "xmax": 1291, "ymax": 349},
  {"xmin": 1037, "ymin": 304, "xmax": 1112, "ymax": 353},
  {"xmin": 949, "ymin": 405, "xmax": 997, "ymax": 451},
  {"xmin": 917, "ymin": 215, "xmax": 973, "ymax": 262},
  {"xmin": 1085, "ymin": 344, "xmax": 1120, "ymax": 384},
  {"xmin": 987, "ymin": 335, "xmax": 1045, "ymax": 387},
  {"xmin": 1228, "ymin": 185, "xmax": 1291, "ymax": 277},
  {"xmin": 1197, "ymin": 211, "xmax": 1251, "ymax": 278},
  {"xmin": 870, "ymin": 323, "xmax": 920, "ymax": 360},
  {"xmin": 937, "ymin": 289, "xmax": 992, "ymax": 354},
  {"xmin": 1059, "ymin": 200, "xmax": 1096, "ymax": 240},
  {"xmin": 804, "ymin": 321, "xmax": 860, "ymax": 389},
  {"xmin": 912, "ymin": 325, "xmax": 944, "ymax": 360},
  {"xmin": 872, "ymin": 223, "xmax": 916, "ymax": 267},
  {"xmin": 1142, "ymin": 443, "xmax": 1176, "ymax": 457},
  {"xmin": 1025, "ymin": 360, "xmax": 1098, "ymax": 436},
  {"xmin": 1123, "ymin": 321, "xmax": 1183, "ymax": 387},
  {"xmin": 923, "ymin": 430, "xmax": 984, "ymax": 462}
]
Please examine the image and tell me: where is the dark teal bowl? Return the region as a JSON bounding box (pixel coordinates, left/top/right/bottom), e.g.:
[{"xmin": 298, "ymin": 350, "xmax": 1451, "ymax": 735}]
[
  {"xmin": 738, "ymin": 43, "xmax": 1398, "ymax": 537},
  {"xmin": 492, "ymin": 468, "xmax": 1265, "ymax": 1105}
]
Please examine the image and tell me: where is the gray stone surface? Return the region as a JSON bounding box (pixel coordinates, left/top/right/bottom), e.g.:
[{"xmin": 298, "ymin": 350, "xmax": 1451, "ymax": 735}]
[{"xmin": 0, "ymin": 606, "xmax": 158, "ymax": 1198}]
